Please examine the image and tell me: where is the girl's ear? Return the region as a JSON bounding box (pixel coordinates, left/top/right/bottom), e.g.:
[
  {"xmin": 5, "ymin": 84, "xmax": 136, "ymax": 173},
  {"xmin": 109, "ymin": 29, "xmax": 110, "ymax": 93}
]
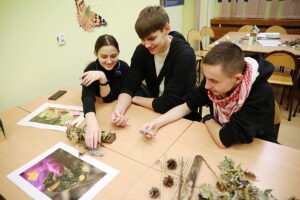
[{"xmin": 94, "ymin": 50, "xmax": 97, "ymax": 57}]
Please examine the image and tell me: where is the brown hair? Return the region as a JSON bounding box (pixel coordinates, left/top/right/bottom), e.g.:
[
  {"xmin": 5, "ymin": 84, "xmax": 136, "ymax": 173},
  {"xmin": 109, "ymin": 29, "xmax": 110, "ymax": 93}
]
[
  {"xmin": 203, "ymin": 42, "xmax": 245, "ymax": 76},
  {"xmin": 135, "ymin": 6, "xmax": 169, "ymax": 39},
  {"xmin": 94, "ymin": 34, "xmax": 119, "ymax": 53}
]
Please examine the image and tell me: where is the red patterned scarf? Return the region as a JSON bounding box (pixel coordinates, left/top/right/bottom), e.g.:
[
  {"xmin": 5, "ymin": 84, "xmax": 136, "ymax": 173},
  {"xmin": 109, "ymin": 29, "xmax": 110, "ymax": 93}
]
[{"xmin": 208, "ymin": 57, "xmax": 259, "ymax": 125}]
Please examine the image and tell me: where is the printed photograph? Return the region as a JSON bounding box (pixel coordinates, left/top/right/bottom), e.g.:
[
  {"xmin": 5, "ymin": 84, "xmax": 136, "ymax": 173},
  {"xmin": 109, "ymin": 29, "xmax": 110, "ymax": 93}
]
[
  {"xmin": 29, "ymin": 107, "xmax": 81, "ymax": 127},
  {"xmin": 17, "ymin": 103, "xmax": 85, "ymax": 132},
  {"xmin": 20, "ymin": 148, "xmax": 106, "ymax": 199},
  {"xmin": 7, "ymin": 142, "xmax": 119, "ymax": 200}
]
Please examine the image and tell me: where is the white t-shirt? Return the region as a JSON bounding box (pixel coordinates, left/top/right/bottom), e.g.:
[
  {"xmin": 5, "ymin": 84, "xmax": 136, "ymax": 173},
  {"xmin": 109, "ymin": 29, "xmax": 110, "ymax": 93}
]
[{"xmin": 154, "ymin": 46, "xmax": 170, "ymax": 96}]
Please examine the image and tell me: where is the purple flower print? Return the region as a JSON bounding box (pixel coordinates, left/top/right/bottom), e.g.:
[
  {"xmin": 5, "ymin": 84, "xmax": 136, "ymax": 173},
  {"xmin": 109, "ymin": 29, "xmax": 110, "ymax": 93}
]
[{"xmin": 20, "ymin": 158, "xmax": 64, "ymax": 192}]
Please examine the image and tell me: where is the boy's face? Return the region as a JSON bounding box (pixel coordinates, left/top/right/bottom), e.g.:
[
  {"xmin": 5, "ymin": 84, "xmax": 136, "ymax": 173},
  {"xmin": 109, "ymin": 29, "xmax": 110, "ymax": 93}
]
[
  {"xmin": 141, "ymin": 24, "xmax": 170, "ymax": 54},
  {"xmin": 203, "ymin": 63, "xmax": 243, "ymax": 96}
]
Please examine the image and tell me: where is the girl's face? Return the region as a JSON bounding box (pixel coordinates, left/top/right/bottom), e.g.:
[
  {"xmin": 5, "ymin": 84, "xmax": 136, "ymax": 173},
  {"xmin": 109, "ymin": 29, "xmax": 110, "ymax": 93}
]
[{"xmin": 95, "ymin": 45, "xmax": 119, "ymax": 71}]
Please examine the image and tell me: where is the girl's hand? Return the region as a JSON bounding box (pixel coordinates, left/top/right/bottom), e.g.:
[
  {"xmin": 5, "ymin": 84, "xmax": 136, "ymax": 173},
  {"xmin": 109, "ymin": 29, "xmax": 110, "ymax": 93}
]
[{"xmin": 80, "ymin": 71, "xmax": 106, "ymax": 86}]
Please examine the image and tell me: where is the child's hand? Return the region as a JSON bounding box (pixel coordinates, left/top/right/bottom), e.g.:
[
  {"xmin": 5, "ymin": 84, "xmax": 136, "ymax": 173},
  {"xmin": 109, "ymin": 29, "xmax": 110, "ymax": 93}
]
[
  {"xmin": 80, "ymin": 71, "xmax": 106, "ymax": 86},
  {"xmin": 111, "ymin": 110, "xmax": 128, "ymax": 127},
  {"xmin": 139, "ymin": 122, "xmax": 158, "ymax": 138}
]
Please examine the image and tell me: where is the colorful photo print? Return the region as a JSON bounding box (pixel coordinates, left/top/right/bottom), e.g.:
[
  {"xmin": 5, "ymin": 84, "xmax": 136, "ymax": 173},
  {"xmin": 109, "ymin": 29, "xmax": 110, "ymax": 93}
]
[
  {"xmin": 29, "ymin": 107, "xmax": 81, "ymax": 126},
  {"xmin": 17, "ymin": 103, "xmax": 85, "ymax": 132},
  {"xmin": 7, "ymin": 142, "xmax": 119, "ymax": 200}
]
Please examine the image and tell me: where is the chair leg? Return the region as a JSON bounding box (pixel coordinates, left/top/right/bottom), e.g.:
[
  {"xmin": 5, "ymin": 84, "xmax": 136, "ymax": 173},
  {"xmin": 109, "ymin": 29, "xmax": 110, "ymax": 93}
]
[
  {"xmin": 293, "ymin": 98, "xmax": 300, "ymax": 117},
  {"xmin": 288, "ymin": 88, "xmax": 295, "ymax": 121},
  {"xmin": 280, "ymin": 86, "xmax": 286, "ymax": 105},
  {"xmin": 286, "ymin": 87, "xmax": 292, "ymax": 110}
]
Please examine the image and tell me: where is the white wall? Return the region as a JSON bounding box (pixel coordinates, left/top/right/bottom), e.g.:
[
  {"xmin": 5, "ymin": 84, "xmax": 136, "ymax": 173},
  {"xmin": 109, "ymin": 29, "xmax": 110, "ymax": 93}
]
[{"xmin": 0, "ymin": 0, "xmax": 172, "ymax": 112}]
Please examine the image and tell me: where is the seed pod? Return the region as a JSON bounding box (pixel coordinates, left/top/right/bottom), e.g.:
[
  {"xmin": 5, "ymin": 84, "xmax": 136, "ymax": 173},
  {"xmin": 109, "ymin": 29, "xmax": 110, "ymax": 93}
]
[
  {"xmin": 167, "ymin": 158, "xmax": 177, "ymax": 170},
  {"xmin": 163, "ymin": 175, "xmax": 174, "ymax": 187},
  {"xmin": 149, "ymin": 187, "xmax": 160, "ymax": 199}
]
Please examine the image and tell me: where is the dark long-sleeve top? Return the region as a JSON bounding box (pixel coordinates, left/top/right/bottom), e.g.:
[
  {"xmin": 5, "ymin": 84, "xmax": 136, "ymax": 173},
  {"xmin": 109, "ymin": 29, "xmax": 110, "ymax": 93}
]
[
  {"xmin": 81, "ymin": 59, "xmax": 129, "ymax": 115},
  {"xmin": 120, "ymin": 31, "xmax": 196, "ymax": 114},
  {"xmin": 186, "ymin": 54, "xmax": 277, "ymax": 147}
]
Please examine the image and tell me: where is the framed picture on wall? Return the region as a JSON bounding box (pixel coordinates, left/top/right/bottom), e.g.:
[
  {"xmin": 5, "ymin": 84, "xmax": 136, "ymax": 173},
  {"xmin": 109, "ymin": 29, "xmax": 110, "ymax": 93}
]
[{"xmin": 160, "ymin": 0, "xmax": 184, "ymax": 7}]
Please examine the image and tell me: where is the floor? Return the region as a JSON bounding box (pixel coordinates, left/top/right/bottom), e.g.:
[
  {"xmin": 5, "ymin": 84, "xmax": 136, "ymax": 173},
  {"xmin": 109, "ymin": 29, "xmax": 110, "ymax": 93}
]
[
  {"xmin": 273, "ymin": 85, "xmax": 300, "ymax": 150},
  {"xmin": 202, "ymin": 85, "xmax": 300, "ymax": 150}
]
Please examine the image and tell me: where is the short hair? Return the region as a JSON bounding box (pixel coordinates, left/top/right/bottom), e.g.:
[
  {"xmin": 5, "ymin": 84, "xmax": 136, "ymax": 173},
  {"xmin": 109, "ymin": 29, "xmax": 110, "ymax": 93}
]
[
  {"xmin": 94, "ymin": 34, "xmax": 119, "ymax": 53},
  {"xmin": 135, "ymin": 6, "xmax": 169, "ymax": 39},
  {"xmin": 203, "ymin": 42, "xmax": 245, "ymax": 76}
]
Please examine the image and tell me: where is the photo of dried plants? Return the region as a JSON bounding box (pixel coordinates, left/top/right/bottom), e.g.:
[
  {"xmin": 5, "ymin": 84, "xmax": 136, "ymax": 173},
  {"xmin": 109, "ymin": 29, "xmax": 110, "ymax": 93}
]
[
  {"xmin": 20, "ymin": 148, "xmax": 106, "ymax": 199},
  {"xmin": 30, "ymin": 107, "xmax": 81, "ymax": 127}
]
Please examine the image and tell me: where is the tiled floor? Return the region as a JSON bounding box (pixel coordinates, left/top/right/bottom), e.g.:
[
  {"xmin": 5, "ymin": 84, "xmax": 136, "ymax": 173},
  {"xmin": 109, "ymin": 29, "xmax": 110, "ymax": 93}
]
[{"xmin": 274, "ymin": 86, "xmax": 300, "ymax": 150}]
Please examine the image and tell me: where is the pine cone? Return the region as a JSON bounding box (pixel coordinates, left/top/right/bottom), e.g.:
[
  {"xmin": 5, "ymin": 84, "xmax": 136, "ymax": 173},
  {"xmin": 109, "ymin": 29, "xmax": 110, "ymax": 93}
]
[
  {"xmin": 167, "ymin": 158, "xmax": 177, "ymax": 170},
  {"xmin": 163, "ymin": 175, "xmax": 174, "ymax": 187},
  {"xmin": 149, "ymin": 187, "xmax": 160, "ymax": 199}
]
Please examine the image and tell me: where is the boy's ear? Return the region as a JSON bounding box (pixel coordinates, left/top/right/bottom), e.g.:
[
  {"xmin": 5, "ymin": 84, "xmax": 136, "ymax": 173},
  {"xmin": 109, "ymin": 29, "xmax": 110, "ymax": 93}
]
[
  {"xmin": 235, "ymin": 73, "xmax": 243, "ymax": 84},
  {"xmin": 164, "ymin": 23, "xmax": 171, "ymax": 33},
  {"xmin": 94, "ymin": 51, "xmax": 97, "ymax": 57}
]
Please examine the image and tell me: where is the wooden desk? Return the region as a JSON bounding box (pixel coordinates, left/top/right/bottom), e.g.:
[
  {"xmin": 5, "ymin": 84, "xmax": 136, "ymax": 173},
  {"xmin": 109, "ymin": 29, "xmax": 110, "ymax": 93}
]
[
  {"xmin": 18, "ymin": 86, "xmax": 82, "ymax": 112},
  {"xmin": 214, "ymin": 32, "xmax": 300, "ymax": 56},
  {"xmin": 125, "ymin": 122, "xmax": 300, "ymax": 199},
  {"xmin": 94, "ymin": 101, "xmax": 193, "ymax": 167},
  {"xmin": 0, "ymin": 107, "xmax": 149, "ymax": 200}
]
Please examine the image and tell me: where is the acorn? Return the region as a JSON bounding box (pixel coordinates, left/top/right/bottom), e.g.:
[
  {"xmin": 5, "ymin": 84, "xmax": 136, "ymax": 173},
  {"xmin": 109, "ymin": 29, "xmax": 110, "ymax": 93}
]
[
  {"xmin": 163, "ymin": 175, "xmax": 174, "ymax": 187},
  {"xmin": 166, "ymin": 158, "xmax": 177, "ymax": 170},
  {"xmin": 149, "ymin": 187, "xmax": 160, "ymax": 199}
]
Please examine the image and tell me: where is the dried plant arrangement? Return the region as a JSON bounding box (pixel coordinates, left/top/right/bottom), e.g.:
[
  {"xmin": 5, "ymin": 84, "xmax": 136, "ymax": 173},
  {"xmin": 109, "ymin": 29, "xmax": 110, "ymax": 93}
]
[
  {"xmin": 282, "ymin": 38, "xmax": 300, "ymax": 50},
  {"xmin": 198, "ymin": 156, "xmax": 277, "ymax": 200},
  {"xmin": 65, "ymin": 124, "xmax": 116, "ymax": 156}
]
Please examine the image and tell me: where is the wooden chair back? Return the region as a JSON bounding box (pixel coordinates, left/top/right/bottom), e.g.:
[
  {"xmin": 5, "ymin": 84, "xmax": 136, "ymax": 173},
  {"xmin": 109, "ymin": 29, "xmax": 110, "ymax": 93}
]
[
  {"xmin": 264, "ymin": 51, "xmax": 299, "ymax": 121},
  {"xmin": 238, "ymin": 25, "xmax": 253, "ymax": 32},
  {"xmin": 187, "ymin": 29, "xmax": 201, "ymax": 47},
  {"xmin": 265, "ymin": 25, "xmax": 287, "ymax": 34}
]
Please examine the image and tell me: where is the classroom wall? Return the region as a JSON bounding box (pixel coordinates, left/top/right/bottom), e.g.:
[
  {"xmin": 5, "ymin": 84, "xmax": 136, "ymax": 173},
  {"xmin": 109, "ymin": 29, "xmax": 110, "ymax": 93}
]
[{"xmin": 0, "ymin": 0, "xmax": 185, "ymax": 112}]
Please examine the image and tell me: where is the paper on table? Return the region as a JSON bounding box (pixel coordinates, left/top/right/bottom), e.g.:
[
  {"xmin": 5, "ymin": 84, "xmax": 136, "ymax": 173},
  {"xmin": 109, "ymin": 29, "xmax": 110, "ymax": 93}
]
[
  {"xmin": 257, "ymin": 40, "xmax": 281, "ymax": 47},
  {"xmin": 246, "ymin": 32, "xmax": 280, "ymax": 39}
]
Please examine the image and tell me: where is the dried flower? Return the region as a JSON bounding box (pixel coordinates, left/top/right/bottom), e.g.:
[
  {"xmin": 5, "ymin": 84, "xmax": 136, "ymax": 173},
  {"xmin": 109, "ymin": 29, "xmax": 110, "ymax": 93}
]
[
  {"xmin": 149, "ymin": 187, "xmax": 160, "ymax": 199},
  {"xmin": 198, "ymin": 156, "xmax": 277, "ymax": 200},
  {"xmin": 163, "ymin": 175, "xmax": 174, "ymax": 187},
  {"xmin": 166, "ymin": 158, "xmax": 177, "ymax": 170}
]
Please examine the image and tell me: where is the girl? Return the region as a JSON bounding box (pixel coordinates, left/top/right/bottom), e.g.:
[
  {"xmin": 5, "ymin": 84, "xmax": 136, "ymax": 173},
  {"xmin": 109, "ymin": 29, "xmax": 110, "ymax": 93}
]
[{"xmin": 80, "ymin": 34, "xmax": 129, "ymax": 149}]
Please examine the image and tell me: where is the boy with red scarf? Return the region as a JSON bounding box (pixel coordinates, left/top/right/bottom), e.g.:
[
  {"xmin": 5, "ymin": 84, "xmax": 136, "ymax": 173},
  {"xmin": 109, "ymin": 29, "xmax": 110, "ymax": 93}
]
[{"xmin": 139, "ymin": 42, "xmax": 278, "ymax": 148}]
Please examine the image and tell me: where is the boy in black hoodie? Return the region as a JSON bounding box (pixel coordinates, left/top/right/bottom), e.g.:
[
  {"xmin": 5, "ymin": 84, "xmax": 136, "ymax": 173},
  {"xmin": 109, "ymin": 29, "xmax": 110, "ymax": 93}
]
[
  {"xmin": 112, "ymin": 6, "xmax": 196, "ymax": 126},
  {"xmin": 140, "ymin": 42, "xmax": 278, "ymax": 148}
]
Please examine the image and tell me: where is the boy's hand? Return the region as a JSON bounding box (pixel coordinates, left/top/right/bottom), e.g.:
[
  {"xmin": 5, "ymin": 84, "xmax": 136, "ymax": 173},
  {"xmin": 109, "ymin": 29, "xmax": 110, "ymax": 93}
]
[{"xmin": 111, "ymin": 110, "xmax": 128, "ymax": 127}]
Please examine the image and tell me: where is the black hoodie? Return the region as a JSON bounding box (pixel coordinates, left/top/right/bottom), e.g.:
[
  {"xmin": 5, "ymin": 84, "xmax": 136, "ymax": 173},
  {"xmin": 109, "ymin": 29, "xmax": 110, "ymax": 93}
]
[
  {"xmin": 187, "ymin": 54, "xmax": 277, "ymax": 147},
  {"xmin": 81, "ymin": 59, "xmax": 129, "ymax": 115},
  {"xmin": 121, "ymin": 31, "xmax": 196, "ymax": 113}
]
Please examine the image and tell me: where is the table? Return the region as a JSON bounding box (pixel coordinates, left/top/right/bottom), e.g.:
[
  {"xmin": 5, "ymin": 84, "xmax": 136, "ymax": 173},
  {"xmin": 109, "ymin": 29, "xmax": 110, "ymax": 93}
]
[
  {"xmin": 124, "ymin": 122, "xmax": 300, "ymax": 199},
  {"xmin": 2, "ymin": 86, "xmax": 300, "ymax": 199},
  {"xmin": 0, "ymin": 106, "xmax": 150, "ymax": 200},
  {"xmin": 1, "ymin": 86, "xmax": 192, "ymax": 199},
  {"xmin": 18, "ymin": 86, "xmax": 82, "ymax": 112},
  {"xmin": 214, "ymin": 32, "xmax": 300, "ymax": 56},
  {"xmin": 93, "ymin": 102, "xmax": 193, "ymax": 167}
]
